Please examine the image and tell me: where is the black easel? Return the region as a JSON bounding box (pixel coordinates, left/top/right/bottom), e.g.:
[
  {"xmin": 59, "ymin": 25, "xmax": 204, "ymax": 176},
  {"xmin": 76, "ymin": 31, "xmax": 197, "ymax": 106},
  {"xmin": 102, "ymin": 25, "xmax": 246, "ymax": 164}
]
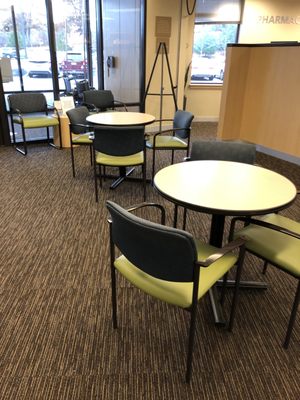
[{"xmin": 143, "ymin": 42, "xmax": 178, "ymax": 129}]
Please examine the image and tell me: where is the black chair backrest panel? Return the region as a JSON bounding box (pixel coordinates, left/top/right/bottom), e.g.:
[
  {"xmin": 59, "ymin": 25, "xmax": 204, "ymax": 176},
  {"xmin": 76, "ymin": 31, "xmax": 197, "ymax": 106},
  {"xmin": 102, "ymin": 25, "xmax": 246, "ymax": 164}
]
[
  {"xmin": 173, "ymin": 110, "xmax": 194, "ymax": 139},
  {"xmin": 83, "ymin": 90, "xmax": 114, "ymax": 110},
  {"xmin": 8, "ymin": 93, "xmax": 47, "ymax": 113},
  {"xmin": 66, "ymin": 106, "xmax": 91, "ymax": 134},
  {"xmin": 191, "ymin": 140, "xmax": 256, "ymax": 165},
  {"xmin": 94, "ymin": 126, "xmax": 145, "ymax": 156},
  {"xmin": 107, "ymin": 201, "xmax": 197, "ymax": 282}
]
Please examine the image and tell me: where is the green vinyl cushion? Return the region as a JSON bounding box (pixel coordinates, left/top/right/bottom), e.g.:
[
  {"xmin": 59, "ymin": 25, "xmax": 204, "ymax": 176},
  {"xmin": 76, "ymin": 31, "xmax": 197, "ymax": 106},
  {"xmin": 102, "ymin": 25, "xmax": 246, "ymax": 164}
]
[
  {"xmin": 96, "ymin": 150, "xmax": 144, "ymax": 167},
  {"xmin": 114, "ymin": 239, "xmax": 238, "ymax": 308},
  {"xmin": 146, "ymin": 135, "xmax": 187, "ymax": 149},
  {"xmin": 72, "ymin": 133, "xmax": 93, "ymax": 144},
  {"xmin": 13, "ymin": 114, "xmax": 59, "ymax": 128},
  {"xmin": 234, "ymin": 214, "xmax": 300, "ymax": 278}
]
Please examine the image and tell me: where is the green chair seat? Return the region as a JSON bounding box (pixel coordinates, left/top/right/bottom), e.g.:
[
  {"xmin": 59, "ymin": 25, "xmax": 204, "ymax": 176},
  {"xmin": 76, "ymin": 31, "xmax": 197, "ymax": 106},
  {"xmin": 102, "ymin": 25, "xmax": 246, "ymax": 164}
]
[
  {"xmin": 146, "ymin": 135, "xmax": 187, "ymax": 149},
  {"xmin": 13, "ymin": 115, "xmax": 59, "ymax": 128},
  {"xmin": 95, "ymin": 150, "xmax": 144, "ymax": 167},
  {"xmin": 114, "ymin": 239, "xmax": 238, "ymax": 308},
  {"xmin": 235, "ymin": 214, "xmax": 300, "ymax": 278},
  {"xmin": 72, "ymin": 133, "xmax": 93, "ymax": 144}
]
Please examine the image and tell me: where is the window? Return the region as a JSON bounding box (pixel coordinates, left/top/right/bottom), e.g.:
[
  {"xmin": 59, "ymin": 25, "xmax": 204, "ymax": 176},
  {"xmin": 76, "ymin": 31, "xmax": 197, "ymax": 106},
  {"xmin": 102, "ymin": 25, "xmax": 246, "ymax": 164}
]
[{"xmin": 191, "ymin": 0, "xmax": 242, "ymax": 85}]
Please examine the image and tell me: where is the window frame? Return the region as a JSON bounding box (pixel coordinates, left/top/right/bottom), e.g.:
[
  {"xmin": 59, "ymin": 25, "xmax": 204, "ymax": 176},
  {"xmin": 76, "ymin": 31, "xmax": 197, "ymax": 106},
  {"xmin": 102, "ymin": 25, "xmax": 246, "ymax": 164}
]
[{"xmin": 190, "ymin": 21, "xmax": 240, "ymax": 86}]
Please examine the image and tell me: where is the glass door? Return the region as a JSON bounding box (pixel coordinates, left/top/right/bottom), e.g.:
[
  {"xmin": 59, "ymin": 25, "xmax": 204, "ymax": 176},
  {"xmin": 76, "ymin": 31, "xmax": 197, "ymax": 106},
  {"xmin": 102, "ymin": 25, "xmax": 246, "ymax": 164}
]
[{"xmin": 101, "ymin": 0, "xmax": 143, "ymax": 107}]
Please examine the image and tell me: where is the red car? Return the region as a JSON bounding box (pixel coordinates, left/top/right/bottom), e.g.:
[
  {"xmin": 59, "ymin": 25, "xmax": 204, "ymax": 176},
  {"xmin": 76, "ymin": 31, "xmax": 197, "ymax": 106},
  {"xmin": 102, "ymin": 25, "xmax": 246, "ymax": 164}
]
[{"xmin": 60, "ymin": 52, "xmax": 87, "ymax": 79}]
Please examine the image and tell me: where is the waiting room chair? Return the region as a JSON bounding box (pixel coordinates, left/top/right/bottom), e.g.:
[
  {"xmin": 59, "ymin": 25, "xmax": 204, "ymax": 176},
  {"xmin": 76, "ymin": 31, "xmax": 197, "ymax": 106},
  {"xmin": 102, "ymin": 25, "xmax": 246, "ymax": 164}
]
[
  {"xmin": 188, "ymin": 139, "xmax": 256, "ymax": 165},
  {"xmin": 93, "ymin": 125, "xmax": 146, "ymax": 202},
  {"xmin": 66, "ymin": 106, "xmax": 94, "ymax": 177},
  {"xmin": 82, "ymin": 89, "xmax": 128, "ymax": 112},
  {"xmin": 230, "ymin": 211, "xmax": 300, "ymax": 349},
  {"xmin": 106, "ymin": 200, "xmax": 246, "ymax": 383},
  {"xmin": 146, "ymin": 110, "xmax": 194, "ymax": 182},
  {"xmin": 8, "ymin": 92, "xmax": 62, "ymax": 155}
]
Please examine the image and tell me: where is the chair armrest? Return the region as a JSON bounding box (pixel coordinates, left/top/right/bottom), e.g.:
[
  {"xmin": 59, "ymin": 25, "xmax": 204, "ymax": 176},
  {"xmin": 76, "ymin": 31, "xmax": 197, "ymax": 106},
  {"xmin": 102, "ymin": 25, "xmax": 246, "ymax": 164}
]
[
  {"xmin": 82, "ymin": 102, "xmax": 99, "ymax": 112},
  {"xmin": 70, "ymin": 122, "xmax": 93, "ymax": 131},
  {"xmin": 150, "ymin": 127, "xmax": 189, "ymax": 138},
  {"xmin": 108, "ymin": 202, "xmax": 166, "ymax": 225},
  {"xmin": 113, "ymin": 100, "xmax": 128, "ymax": 111},
  {"xmin": 126, "ymin": 202, "xmax": 166, "ymax": 225},
  {"xmin": 230, "ymin": 216, "xmax": 300, "ymax": 241},
  {"xmin": 197, "ymin": 237, "xmax": 247, "ymax": 268},
  {"xmin": 9, "ymin": 107, "xmax": 22, "ymax": 116}
]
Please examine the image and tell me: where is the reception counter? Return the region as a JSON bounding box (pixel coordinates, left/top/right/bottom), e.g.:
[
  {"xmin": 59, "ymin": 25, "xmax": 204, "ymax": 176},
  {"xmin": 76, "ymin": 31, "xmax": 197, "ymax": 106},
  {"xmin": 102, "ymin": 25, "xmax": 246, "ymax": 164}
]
[{"xmin": 217, "ymin": 43, "xmax": 300, "ymax": 159}]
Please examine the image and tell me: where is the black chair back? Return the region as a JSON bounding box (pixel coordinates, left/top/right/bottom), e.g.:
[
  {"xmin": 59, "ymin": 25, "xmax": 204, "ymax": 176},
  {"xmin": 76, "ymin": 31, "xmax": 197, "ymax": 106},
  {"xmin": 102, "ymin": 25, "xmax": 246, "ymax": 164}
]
[
  {"xmin": 8, "ymin": 93, "xmax": 47, "ymax": 113},
  {"xmin": 106, "ymin": 200, "xmax": 197, "ymax": 282},
  {"xmin": 94, "ymin": 125, "xmax": 145, "ymax": 156},
  {"xmin": 83, "ymin": 90, "xmax": 114, "ymax": 111},
  {"xmin": 190, "ymin": 140, "xmax": 256, "ymax": 164},
  {"xmin": 173, "ymin": 110, "xmax": 194, "ymax": 139},
  {"xmin": 66, "ymin": 106, "xmax": 91, "ymax": 134}
]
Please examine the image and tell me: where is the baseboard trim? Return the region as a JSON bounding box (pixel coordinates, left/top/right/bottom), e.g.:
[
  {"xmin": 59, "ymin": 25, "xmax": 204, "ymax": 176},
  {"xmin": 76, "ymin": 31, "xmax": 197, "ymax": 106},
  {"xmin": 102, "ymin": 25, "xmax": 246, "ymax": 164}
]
[
  {"xmin": 257, "ymin": 145, "xmax": 300, "ymax": 166},
  {"xmin": 193, "ymin": 116, "xmax": 219, "ymax": 122}
]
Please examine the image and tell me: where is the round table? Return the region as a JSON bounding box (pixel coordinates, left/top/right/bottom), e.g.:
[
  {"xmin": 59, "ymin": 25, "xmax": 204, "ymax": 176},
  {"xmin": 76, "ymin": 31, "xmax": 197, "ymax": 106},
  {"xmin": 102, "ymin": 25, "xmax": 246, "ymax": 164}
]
[
  {"xmin": 86, "ymin": 111, "xmax": 155, "ymax": 189},
  {"xmin": 86, "ymin": 111, "xmax": 155, "ymax": 126},
  {"xmin": 154, "ymin": 160, "xmax": 297, "ymax": 324},
  {"xmin": 154, "ymin": 160, "xmax": 296, "ymax": 245}
]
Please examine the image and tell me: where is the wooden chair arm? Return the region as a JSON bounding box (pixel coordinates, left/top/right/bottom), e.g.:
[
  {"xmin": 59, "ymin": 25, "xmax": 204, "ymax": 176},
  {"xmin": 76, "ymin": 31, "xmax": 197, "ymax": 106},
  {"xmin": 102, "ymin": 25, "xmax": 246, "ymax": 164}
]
[{"xmin": 197, "ymin": 237, "xmax": 246, "ymax": 267}]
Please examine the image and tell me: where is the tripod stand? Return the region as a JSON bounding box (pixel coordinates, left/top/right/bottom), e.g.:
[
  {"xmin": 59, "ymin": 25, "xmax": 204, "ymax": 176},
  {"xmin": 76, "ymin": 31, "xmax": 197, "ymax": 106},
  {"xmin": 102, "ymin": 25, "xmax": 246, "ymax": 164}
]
[{"xmin": 143, "ymin": 42, "xmax": 178, "ymax": 129}]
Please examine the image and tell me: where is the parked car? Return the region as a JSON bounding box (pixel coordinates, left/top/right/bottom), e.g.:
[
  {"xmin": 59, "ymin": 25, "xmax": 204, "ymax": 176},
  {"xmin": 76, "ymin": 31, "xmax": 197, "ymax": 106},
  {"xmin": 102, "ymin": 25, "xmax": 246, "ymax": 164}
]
[
  {"xmin": 60, "ymin": 52, "xmax": 87, "ymax": 79},
  {"xmin": 191, "ymin": 56, "xmax": 225, "ymax": 82},
  {"xmin": 28, "ymin": 61, "xmax": 52, "ymax": 78},
  {"xmin": 0, "ymin": 47, "xmax": 17, "ymax": 58}
]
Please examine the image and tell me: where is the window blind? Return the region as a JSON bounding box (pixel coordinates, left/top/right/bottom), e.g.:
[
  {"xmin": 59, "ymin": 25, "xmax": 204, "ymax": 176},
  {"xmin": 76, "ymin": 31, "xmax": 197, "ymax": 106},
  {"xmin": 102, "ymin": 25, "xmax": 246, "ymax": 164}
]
[{"xmin": 195, "ymin": 0, "xmax": 242, "ymax": 23}]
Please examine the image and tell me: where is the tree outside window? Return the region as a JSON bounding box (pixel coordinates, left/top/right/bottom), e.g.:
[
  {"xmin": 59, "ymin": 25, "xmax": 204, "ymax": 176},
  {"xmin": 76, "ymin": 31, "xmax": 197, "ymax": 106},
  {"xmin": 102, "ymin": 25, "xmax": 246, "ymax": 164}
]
[{"xmin": 191, "ymin": 23, "xmax": 238, "ymax": 84}]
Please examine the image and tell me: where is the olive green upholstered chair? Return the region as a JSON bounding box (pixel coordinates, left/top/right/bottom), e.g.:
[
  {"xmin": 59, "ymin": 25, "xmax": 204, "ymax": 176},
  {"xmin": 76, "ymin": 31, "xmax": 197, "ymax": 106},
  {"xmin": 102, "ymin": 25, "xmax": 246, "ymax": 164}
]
[
  {"xmin": 66, "ymin": 106, "xmax": 94, "ymax": 177},
  {"xmin": 106, "ymin": 200, "xmax": 246, "ymax": 383},
  {"xmin": 146, "ymin": 110, "xmax": 194, "ymax": 182},
  {"xmin": 8, "ymin": 92, "xmax": 61, "ymax": 155},
  {"xmin": 93, "ymin": 126, "xmax": 146, "ymax": 202},
  {"xmin": 230, "ymin": 213, "xmax": 300, "ymax": 349},
  {"xmin": 82, "ymin": 89, "xmax": 127, "ymax": 112}
]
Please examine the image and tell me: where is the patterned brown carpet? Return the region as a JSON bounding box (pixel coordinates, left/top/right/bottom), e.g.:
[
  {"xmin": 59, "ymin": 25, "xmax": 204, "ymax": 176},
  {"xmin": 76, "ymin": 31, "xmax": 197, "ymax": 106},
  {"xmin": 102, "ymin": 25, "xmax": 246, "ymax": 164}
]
[{"xmin": 0, "ymin": 122, "xmax": 299, "ymax": 399}]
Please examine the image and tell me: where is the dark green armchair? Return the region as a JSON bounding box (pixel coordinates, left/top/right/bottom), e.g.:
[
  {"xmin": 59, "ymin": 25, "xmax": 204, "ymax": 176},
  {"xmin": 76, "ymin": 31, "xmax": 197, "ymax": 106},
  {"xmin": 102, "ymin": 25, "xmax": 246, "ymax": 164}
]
[{"xmin": 8, "ymin": 92, "xmax": 61, "ymax": 155}]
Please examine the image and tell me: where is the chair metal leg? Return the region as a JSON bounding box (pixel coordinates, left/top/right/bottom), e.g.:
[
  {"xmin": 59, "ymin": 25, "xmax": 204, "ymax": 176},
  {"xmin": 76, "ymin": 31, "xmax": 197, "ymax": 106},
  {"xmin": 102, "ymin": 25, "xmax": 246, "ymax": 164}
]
[
  {"xmin": 15, "ymin": 125, "xmax": 28, "ymax": 155},
  {"xmin": 151, "ymin": 148, "xmax": 156, "ymax": 184},
  {"xmin": 171, "ymin": 149, "xmax": 174, "ymax": 164},
  {"xmin": 89, "ymin": 144, "xmax": 93, "ymax": 165},
  {"xmin": 46, "ymin": 126, "xmax": 50, "ymax": 143},
  {"xmin": 94, "ymin": 155, "xmax": 99, "ymax": 202},
  {"xmin": 111, "ymin": 267, "xmax": 118, "ymax": 329},
  {"xmin": 70, "ymin": 143, "xmax": 76, "ymax": 177},
  {"xmin": 219, "ymin": 272, "xmax": 228, "ymax": 305},
  {"xmin": 228, "ymin": 247, "xmax": 245, "ymax": 332},
  {"xmin": 185, "ymin": 303, "xmax": 197, "ymax": 383},
  {"xmin": 262, "ymin": 261, "xmax": 268, "ymax": 274},
  {"xmin": 173, "ymin": 204, "xmax": 178, "ymax": 228},
  {"xmin": 143, "ymin": 163, "xmax": 147, "ymax": 201},
  {"xmin": 283, "ymin": 280, "xmax": 300, "ymax": 349},
  {"xmin": 183, "ymin": 207, "xmax": 187, "ymax": 230},
  {"xmin": 109, "ymin": 230, "xmax": 118, "ymax": 329}
]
